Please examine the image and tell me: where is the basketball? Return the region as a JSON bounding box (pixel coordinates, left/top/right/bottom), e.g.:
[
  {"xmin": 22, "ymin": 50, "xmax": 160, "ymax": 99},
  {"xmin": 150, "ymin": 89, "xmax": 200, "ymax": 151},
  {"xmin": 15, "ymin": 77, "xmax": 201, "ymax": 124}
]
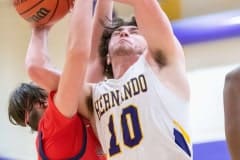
[{"xmin": 13, "ymin": 0, "xmax": 74, "ymax": 26}]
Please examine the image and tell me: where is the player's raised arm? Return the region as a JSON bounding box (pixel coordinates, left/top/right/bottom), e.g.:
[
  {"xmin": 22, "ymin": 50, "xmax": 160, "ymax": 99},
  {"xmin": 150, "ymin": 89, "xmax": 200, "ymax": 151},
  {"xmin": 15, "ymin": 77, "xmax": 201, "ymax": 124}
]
[
  {"xmin": 25, "ymin": 27, "xmax": 61, "ymax": 93},
  {"xmin": 54, "ymin": 0, "xmax": 93, "ymax": 118},
  {"xmin": 14, "ymin": 0, "xmax": 74, "ymax": 93},
  {"xmin": 224, "ymin": 67, "xmax": 240, "ymax": 160},
  {"xmin": 87, "ymin": 0, "xmax": 113, "ymax": 82},
  {"xmin": 114, "ymin": 0, "xmax": 184, "ymax": 65}
]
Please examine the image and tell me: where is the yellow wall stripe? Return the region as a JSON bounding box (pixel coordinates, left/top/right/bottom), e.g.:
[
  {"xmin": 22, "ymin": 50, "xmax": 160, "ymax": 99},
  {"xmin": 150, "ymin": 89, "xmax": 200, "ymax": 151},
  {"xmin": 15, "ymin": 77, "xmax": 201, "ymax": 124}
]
[{"xmin": 159, "ymin": 0, "xmax": 182, "ymax": 20}]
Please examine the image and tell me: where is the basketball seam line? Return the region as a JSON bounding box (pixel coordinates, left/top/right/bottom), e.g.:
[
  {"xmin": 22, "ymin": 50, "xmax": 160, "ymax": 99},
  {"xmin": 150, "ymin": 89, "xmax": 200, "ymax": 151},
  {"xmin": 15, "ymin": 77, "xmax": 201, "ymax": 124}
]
[
  {"xmin": 45, "ymin": 0, "xmax": 59, "ymax": 25},
  {"xmin": 19, "ymin": 0, "xmax": 45, "ymax": 15}
]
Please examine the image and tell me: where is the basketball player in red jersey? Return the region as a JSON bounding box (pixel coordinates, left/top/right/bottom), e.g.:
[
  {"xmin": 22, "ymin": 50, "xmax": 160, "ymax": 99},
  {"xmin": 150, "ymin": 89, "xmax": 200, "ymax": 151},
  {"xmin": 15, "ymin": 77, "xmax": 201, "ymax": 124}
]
[
  {"xmin": 224, "ymin": 66, "xmax": 240, "ymax": 160},
  {"xmin": 8, "ymin": 0, "xmax": 113, "ymax": 159}
]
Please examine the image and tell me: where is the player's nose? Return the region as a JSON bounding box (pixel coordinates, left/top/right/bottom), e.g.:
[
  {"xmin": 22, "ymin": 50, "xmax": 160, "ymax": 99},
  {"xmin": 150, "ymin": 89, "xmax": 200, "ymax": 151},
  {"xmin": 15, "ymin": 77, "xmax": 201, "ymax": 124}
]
[{"xmin": 119, "ymin": 30, "xmax": 129, "ymax": 37}]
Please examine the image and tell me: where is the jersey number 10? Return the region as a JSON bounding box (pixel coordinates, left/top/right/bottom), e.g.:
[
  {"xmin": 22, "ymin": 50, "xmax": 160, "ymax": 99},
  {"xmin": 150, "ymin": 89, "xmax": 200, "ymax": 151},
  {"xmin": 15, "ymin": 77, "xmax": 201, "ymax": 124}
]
[{"xmin": 108, "ymin": 105, "xmax": 143, "ymax": 156}]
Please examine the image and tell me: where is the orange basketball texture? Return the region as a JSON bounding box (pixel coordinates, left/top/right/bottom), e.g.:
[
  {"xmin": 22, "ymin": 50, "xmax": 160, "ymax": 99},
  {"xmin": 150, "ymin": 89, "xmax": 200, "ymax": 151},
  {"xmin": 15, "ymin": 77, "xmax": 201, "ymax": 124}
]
[{"xmin": 14, "ymin": 0, "xmax": 74, "ymax": 26}]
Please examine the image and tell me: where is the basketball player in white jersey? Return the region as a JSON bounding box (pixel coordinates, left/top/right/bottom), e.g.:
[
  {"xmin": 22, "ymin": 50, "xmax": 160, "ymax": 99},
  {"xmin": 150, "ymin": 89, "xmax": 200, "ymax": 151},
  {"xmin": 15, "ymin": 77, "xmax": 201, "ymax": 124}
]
[
  {"xmin": 18, "ymin": 0, "xmax": 192, "ymax": 159},
  {"xmin": 224, "ymin": 66, "xmax": 240, "ymax": 160},
  {"xmin": 89, "ymin": 0, "xmax": 192, "ymax": 159}
]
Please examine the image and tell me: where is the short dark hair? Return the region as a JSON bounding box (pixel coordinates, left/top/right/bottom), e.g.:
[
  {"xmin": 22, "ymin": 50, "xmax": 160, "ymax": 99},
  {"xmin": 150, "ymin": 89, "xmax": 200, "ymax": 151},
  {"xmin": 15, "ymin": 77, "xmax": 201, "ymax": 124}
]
[
  {"xmin": 8, "ymin": 83, "xmax": 48, "ymax": 131},
  {"xmin": 99, "ymin": 16, "xmax": 137, "ymax": 78}
]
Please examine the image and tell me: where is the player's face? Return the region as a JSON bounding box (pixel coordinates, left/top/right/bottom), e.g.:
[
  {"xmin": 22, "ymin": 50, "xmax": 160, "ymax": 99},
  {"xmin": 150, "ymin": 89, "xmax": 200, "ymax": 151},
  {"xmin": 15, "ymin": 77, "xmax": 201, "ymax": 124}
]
[
  {"xmin": 25, "ymin": 99, "xmax": 47, "ymax": 125},
  {"xmin": 34, "ymin": 100, "xmax": 47, "ymax": 115},
  {"xmin": 108, "ymin": 25, "xmax": 147, "ymax": 57}
]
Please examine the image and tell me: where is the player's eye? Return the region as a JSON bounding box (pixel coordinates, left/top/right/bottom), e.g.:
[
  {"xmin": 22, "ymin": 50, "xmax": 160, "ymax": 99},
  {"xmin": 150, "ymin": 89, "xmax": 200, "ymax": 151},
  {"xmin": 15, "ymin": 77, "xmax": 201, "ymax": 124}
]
[
  {"xmin": 131, "ymin": 30, "xmax": 138, "ymax": 34},
  {"xmin": 130, "ymin": 28, "xmax": 139, "ymax": 34},
  {"xmin": 112, "ymin": 31, "xmax": 120, "ymax": 36}
]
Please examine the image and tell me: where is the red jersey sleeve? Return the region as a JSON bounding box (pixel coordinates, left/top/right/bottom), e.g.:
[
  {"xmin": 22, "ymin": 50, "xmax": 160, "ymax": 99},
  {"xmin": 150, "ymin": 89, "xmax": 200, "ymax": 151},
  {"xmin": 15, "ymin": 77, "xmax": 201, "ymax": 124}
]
[{"xmin": 37, "ymin": 91, "xmax": 84, "ymax": 159}]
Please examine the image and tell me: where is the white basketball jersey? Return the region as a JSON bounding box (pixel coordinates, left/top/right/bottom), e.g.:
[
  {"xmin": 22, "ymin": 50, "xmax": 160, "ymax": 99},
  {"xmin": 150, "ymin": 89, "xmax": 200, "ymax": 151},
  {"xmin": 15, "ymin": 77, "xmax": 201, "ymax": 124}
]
[{"xmin": 92, "ymin": 56, "xmax": 192, "ymax": 160}]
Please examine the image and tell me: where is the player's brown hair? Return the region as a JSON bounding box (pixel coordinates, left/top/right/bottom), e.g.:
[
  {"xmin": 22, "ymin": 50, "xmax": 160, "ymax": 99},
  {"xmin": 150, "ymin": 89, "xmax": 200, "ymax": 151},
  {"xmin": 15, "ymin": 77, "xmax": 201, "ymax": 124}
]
[{"xmin": 8, "ymin": 83, "xmax": 47, "ymax": 131}]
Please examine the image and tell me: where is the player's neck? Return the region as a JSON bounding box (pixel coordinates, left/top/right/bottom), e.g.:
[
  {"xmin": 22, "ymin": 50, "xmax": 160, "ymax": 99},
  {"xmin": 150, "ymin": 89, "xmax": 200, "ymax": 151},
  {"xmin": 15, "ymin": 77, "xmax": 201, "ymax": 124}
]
[{"xmin": 112, "ymin": 54, "xmax": 139, "ymax": 79}]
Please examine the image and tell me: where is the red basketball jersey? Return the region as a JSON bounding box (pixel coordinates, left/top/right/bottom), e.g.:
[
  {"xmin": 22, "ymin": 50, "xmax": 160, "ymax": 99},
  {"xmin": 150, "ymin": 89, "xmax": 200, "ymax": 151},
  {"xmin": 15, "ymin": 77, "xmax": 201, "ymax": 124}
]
[{"xmin": 36, "ymin": 91, "xmax": 106, "ymax": 160}]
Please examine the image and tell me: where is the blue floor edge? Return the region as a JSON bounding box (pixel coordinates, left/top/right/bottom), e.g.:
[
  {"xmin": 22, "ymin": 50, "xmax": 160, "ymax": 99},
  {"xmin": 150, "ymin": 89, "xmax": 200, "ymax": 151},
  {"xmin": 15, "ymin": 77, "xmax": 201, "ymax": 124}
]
[
  {"xmin": 0, "ymin": 140, "xmax": 231, "ymax": 160},
  {"xmin": 193, "ymin": 140, "xmax": 230, "ymax": 160}
]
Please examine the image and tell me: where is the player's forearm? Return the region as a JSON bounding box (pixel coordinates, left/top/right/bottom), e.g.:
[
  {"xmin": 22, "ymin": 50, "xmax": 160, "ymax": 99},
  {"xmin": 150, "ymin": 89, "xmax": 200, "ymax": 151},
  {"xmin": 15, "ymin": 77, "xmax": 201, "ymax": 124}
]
[
  {"xmin": 91, "ymin": 0, "xmax": 113, "ymax": 58},
  {"xmin": 87, "ymin": 0, "xmax": 113, "ymax": 82},
  {"xmin": 55, "ymin": 0, "xmax": 94, "ymax": 118},
  {"xmin": 25, "ymin": 28, "xmax": 61, "ymax": 92},
  {"xmin": 25, "ymin": 28, "xmax": 50, "ymax": 70},
  {"xmin": 224, "ymin": 68, "xmax": 240, "ymax": 160},
  {"xmin": 132, "ymin": 0, "xmax": 175, "ymax": 53},
  {"xmin": 67, "ymin": 0, "xmax": 93, "ymax": 55}
]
